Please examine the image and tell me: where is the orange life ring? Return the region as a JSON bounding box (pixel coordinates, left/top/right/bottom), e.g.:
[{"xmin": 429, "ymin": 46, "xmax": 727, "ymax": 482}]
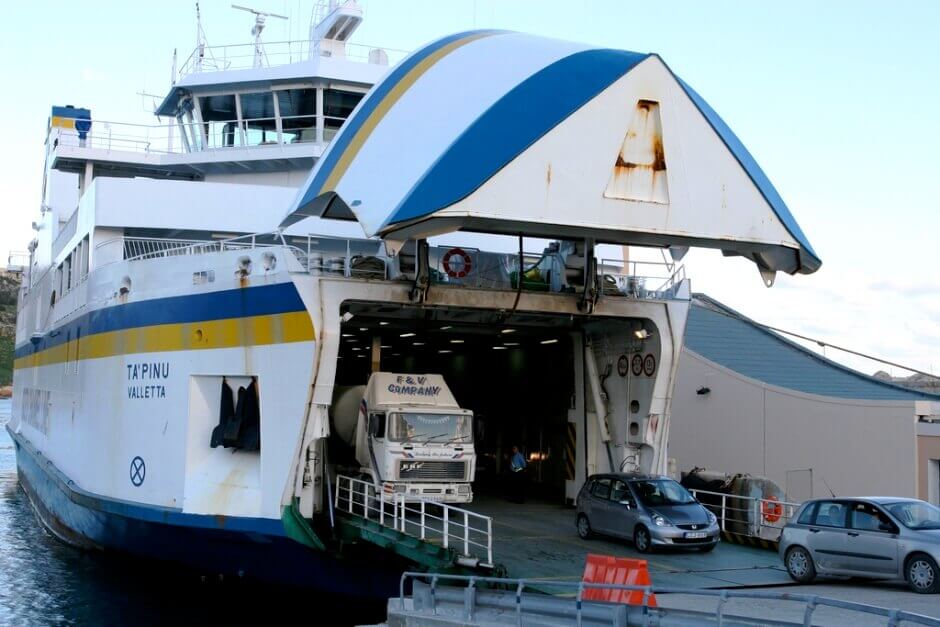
[
  {"xmin": 442, "ymin": 247, "xmax": 472, "ymax": 279},
  {"xmin": 761, "ymin": 495, "xmax": 783, "ymax": 523}
]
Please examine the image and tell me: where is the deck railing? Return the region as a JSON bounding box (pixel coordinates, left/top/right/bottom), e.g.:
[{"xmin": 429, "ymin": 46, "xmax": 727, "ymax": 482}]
[
  {"xmin": 52, "ymin": 114, "xmax": 343, "ymax": 157},
  {"xmin": 95, "ymin": 232, "xmax": 684, "ymax": 301},
  {"xmin": 334, "ymin": 474, "xmax": 493, "ymax": 568},
  {"xmin": 689, "ymin": 488, "xmax": 800, "ymax": 542},
  {"xmin": 177, "ymin": 39, "xmax": 409, "ymax": 78}
]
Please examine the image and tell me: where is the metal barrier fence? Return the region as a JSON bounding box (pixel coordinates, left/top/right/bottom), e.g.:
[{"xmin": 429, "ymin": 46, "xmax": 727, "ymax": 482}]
[
  {"xmin": 334, "ymin": 474, "xmax": 493, "ymax": 567},
  {"xmin": 689, "ymin": 488, "xmax": 800, "ymax": 542},
  {"xmin": 398, "ymin": 572, "xmax": 940, "ymax": 627}
]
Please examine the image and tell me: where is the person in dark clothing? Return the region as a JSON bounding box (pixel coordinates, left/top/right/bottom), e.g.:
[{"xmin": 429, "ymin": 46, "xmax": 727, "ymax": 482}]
[{"xmin": 508, "ymin": 446, "xmax": 527, "ymax": 503}]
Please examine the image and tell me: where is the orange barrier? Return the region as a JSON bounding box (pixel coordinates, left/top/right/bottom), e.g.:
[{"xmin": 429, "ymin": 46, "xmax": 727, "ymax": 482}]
[{"xmin": 582, "ymin": 553, "xmax": 657, "ymax": 607}]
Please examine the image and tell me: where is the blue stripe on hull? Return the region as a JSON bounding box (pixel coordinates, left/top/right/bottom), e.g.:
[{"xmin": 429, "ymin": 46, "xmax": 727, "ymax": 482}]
[
  {"xmin": 15, "ymin": 281, "xmax": 308, "ymax": 360},
  {"xmin": 9, "ymin": 427, "xmax": 401, "ymax": 598}
]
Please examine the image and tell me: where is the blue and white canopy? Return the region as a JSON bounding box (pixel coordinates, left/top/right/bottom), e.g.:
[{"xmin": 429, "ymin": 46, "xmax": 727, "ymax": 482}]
[{"xmin": 281, "ymin": 30, "xmax": 820, "ymax": 275}]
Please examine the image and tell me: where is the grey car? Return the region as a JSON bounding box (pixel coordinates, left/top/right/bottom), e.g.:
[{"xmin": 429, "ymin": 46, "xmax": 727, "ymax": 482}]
[
  {"xmin": 575, "ymin": 473, "xmax": 720, "ymax": 552},
  {"xmin": 779, "ymin": 497, "xmax": 940, "ymax": 593}
]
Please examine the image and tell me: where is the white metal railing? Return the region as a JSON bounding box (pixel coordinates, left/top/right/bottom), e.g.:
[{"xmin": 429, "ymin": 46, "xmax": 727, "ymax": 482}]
[
  {"xmin": 52, "ymin": 114, "xmax": 342, "ymax": 157},
  {"xmin": 398, "ymin": 572, "xmax": 940, "ymax": 627},
  {"xmin": 689, "ymin": 488, "xmax": 800, "ymax": 541},
  {"xmin": 177, "ymin": 39, "xmax": 410, "ymax": 78},
  {"xmin": 7, "ymin": 251, "xmax": 29, "ymax": 271},
  {"xmin": 334, "ymin": 474, "xmax": 493, "ymax": 567},
  {"xmin": 429, "ymin": 246, "xmax": 686, "ymax": 300}
]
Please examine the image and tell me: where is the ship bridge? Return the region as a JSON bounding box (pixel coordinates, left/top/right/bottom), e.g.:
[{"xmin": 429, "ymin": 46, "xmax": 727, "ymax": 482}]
[
  {"xmin": 283, "ymin": 30, "xmax": 820, "ymax": 283},
  {"xmin": 48, "ymin": 2, "xmax": 407, "ymax": 182}
]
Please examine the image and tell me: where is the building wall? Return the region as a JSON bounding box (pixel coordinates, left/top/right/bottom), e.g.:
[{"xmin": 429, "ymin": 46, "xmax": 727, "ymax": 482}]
[
  {"xmin": 670, "ymin": 350, "xmax": 918, "ymax": 501},
  {"xmin": 916, "ymin": 423, "xmax": 940, "ymax": 505}
]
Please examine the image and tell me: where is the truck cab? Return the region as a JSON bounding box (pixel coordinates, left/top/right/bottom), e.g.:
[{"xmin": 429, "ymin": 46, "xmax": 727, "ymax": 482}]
[{"xmin": 354, "ymin": 373, "xmax": 475, "ymax": 503}]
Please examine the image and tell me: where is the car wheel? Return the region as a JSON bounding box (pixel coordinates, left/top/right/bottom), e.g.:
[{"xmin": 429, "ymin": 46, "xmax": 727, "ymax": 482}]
[
  {"xmin": 698, "ymin": 542, "xmax": 717, "ymax": 553},
  {"xmin": 634, "ymin": 526, "xmax": 653, "ymax": 553},
  {"xmin": 906, "ymin": 553, "xmax": 939, "ymax": 594},
  {"xmin": 576, "ymin": 514, "xmax": 592, "ymax": 540},
  {"xmin": 785, "ymin": 546, "xmax": 816, "ymax": 584}
]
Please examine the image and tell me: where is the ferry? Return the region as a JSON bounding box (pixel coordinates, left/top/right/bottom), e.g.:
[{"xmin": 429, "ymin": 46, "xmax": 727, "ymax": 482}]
[{"xmin": 7, "ymin": 0, "xmax": 820, "ymax": 600}]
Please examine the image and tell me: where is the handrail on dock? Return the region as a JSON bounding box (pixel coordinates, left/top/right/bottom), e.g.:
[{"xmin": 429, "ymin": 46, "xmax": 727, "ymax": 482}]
[
  {"xmin": 334, "ymin": 474, "xmax": 494, "ymax": 568},
  {"xmin": 397, "ymin": 571, "xmax": 940, "ymax": 627}
]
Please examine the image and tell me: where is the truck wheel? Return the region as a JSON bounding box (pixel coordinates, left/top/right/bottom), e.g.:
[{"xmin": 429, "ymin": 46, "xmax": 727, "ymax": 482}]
[
  {"xmin": 906, "ymin": 553, "xmax": 939, "ymax": 594},
  {"xmin": 785, "ymin": 546, "xmax": 816, "ymax": 584},
  {"xmin": 576, "ymin": 514, "xmax": 593, "ymax": 539}
]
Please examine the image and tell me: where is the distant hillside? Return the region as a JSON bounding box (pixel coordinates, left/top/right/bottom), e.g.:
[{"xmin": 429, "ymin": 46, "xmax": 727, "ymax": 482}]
[
  {"xmin": 0, "ymin": 272, "xmax": 20, "ymax": 386},
  {"xmin": 873, "ymin": 370, "xmax": 940, "ymax": 396}
]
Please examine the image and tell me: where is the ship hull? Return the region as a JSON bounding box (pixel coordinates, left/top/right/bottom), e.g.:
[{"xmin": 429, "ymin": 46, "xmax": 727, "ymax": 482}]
[{"xmin": 9, "ymin": 425, "xmax": 401, "ymax": 599}]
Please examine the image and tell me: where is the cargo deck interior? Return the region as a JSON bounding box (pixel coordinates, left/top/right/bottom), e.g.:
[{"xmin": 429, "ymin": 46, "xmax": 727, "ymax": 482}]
[{"xmin": 329, "ymin": 301, "xmax": 791, "ymax": 589}]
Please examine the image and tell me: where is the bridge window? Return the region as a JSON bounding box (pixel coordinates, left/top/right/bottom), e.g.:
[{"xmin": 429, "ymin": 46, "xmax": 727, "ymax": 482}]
[
  {"xmin": 324, "ymin": 89, "xmax": 363, "ymax": 140},
  {"xmin": 277, "ymin": 89, "xmax": 318, "ymax": 144},
  {"xmin": 197, "ymin": 95, "xmax": 238, "ymax": 148}
]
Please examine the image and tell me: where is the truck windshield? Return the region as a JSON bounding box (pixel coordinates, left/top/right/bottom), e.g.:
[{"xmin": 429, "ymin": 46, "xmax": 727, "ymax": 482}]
[{"xmin": 389, "ymin": 413, "xmax": 472, "ymax": 444}]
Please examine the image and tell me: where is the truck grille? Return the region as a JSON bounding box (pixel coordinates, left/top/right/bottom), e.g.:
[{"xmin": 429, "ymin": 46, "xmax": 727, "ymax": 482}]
[{"xmin": 398, "ymin": 460, "xmax": 466, "ymax": 481}]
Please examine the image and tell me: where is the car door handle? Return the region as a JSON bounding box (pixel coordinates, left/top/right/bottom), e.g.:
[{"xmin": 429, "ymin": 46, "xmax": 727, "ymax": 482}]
[
  {"xmin": 808, "ymin": 528, "xmax": 820, "ymax": 533},
  {"xmin": 847, "ymin": 532, "xmax": 859, "ymax": 537}
]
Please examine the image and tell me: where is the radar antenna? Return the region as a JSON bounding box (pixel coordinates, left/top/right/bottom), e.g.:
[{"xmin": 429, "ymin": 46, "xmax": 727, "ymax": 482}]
[{"xmin": 232, "ymin": 4, "xmax": 288, "ymax": 68}]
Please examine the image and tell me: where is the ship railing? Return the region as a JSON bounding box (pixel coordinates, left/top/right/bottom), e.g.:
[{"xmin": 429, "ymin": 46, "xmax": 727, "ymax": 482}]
[
  {"xmin": 288, "ymin": 234, "xmax": 389, "ymax": 280},
  {"xmin": 428, "ymin": 246, "xmax": 686, "ymax": 300},
  {"xmin": 334, "ymin": 474, "xmax": 494, "ymax": 568},
  {"xmin": 688, "ymin": 488, "xmax": 801, "ymax": 543},
  {"xmin": 6, "ymin": 251, "xmax": 29, "ymax": 274},
  {"xmin": 395, "ymin": 572, "xmax": 940, "ymax": 627},
  {"xmin": 177, "ymin": 39, "xmax": 409, "ymax": 78},
  {"xmin": 52, "ymin": 113, "xmax": 345, "ymax": 156}
]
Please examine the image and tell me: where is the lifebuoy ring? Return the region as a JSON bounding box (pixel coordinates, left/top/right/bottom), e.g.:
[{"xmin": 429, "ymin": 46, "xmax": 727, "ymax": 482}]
[
  {"xmin": 762, "ymin": 495, "xmax": 783, "ymax": 523},
  {"xmin": 442, "ymin": 247, "xmax": 472, "ymax": 279}
]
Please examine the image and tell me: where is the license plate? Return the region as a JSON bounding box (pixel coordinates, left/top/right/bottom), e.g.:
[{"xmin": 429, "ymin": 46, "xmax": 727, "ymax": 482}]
[{"xmin": 684, "ymin": 532, "xmax": 707, "ymax": 539}]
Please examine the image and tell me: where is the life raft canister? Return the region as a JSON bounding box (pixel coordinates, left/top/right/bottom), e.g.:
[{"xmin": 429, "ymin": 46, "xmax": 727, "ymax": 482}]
[
  {"xmin": 761, "ymin": 495, "xmax": 783, "ymax": 523},
  {"xmin": 442, "ymin": 247, "xmax": 473, "ymax": 279}
]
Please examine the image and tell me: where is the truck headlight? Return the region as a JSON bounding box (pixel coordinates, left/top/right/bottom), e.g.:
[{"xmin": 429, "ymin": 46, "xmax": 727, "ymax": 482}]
[
  {"xmin": 394, "ymin": 485, "xmax": 407, "ymax": 493},
  {"xmin": 458, "ymin": 485, "xmax": 470, "ymax": 494}
]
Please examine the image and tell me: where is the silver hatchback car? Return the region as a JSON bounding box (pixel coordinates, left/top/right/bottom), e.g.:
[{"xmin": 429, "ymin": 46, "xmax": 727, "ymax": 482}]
[
  {"xmin": 575, "ymin": 473, "xmax": 720, "ymax": 552},
  {"xmin": 779, "ymin": 497, "xmax": 940, "ymax": 593}
]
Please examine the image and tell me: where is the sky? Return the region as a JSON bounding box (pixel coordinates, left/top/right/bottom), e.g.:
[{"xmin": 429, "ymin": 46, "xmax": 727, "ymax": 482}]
[{"xmin": 0, "ymin": 0, "xmax": 937, "ymax": 378}]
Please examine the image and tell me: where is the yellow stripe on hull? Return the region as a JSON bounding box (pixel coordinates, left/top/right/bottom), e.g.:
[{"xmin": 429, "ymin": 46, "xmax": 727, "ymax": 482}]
[{"xmin": 14, "ymin": 311, "xmax": 314, "ymax": 370}]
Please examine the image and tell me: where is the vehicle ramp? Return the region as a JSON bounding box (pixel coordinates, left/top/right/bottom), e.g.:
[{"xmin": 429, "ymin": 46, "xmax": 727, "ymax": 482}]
[{"xmin": 333, "ymin": 475, "xmax": 498, "ymax": 574}]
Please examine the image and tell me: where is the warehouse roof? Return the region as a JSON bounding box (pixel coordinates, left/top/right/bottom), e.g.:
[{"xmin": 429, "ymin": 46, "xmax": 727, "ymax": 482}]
[{"xmin": 686, "ymin": 295, "xmax": 940, "ymax": 401}]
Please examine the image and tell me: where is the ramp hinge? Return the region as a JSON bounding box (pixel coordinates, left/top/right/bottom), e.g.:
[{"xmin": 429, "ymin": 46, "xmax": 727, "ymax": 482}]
[
  {"xmin": 578, "ymin": 239, "xmax": 599, "ymax": 314},
  {"xmin": 410, "ymin": 239, "xmax": 430, "ymax": 303}
]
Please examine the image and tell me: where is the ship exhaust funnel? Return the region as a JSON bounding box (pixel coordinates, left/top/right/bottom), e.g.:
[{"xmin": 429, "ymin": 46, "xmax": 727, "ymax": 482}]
[{"xmin": 281, "ymin": 31, "xmax": 821, "ymax": 278}]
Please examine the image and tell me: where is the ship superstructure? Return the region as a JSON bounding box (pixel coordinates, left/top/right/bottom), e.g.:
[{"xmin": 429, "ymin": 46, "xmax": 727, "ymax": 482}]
[{"xmin": 8, "ymin": 2, "xmax": 819, "ymax": 597}]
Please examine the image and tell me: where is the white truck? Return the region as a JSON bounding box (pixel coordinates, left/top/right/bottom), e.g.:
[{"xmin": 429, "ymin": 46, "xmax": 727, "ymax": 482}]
[{"xmin": 331, "ymin": 372, "xmax": 476, "ymax": 503}]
